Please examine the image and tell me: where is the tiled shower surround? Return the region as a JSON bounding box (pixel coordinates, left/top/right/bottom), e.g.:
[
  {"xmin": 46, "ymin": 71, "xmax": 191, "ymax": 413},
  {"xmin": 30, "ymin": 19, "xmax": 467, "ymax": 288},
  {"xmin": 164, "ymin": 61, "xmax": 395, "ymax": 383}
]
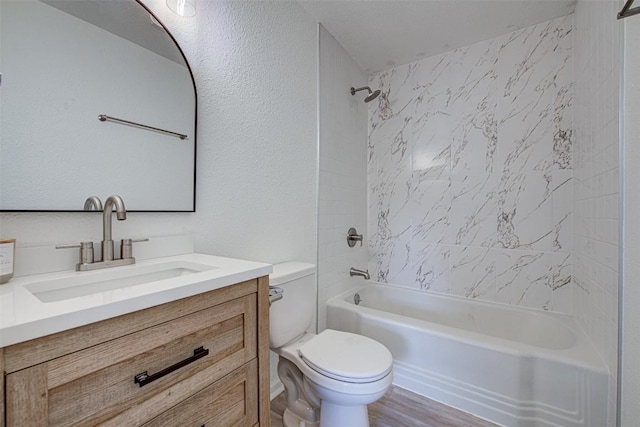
[
  {"xmin": 573, "ymin": 0, "xmax": 621, "ymax": 423},
  {"xmin": 318, "ymin": 26, "xmax": 369, "ymax": 331},
  {"xmin": 367, "ymin": 15, "xmax": 574, "ymax": 313}
]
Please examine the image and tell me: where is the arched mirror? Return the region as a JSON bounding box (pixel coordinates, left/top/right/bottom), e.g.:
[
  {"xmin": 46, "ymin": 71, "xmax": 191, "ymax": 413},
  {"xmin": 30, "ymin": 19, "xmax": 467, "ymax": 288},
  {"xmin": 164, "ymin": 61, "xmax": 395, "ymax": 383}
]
[{"xmin": 0, "ymin": 0, "xmax": 196, "ymax": 211}]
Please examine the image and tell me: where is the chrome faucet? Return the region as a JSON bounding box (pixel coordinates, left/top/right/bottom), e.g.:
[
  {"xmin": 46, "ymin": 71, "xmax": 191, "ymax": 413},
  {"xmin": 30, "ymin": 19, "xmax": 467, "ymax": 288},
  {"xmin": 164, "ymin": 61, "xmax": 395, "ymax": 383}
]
[
  {"xmin": 83, "ymin": 196, "xmax": 103, "ymax": 211},
  {"xmin": 350, "ymin": 267, "xmax": 370, "ymax": 280},
  {"xmin": 56, "ymin": 195, "xmax": 148, "ymax": 271},
  {"xmin": 102, "ymin": 195, "xmax": 127, "ymax": 261}
]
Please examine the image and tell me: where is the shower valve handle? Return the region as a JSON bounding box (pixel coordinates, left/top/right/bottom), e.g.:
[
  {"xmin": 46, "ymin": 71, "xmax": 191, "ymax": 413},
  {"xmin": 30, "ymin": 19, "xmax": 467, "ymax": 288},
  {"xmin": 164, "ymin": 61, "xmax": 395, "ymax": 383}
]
[{"xmin": 347, "ymin": 227, "xmax": 363, "ymax": 247}]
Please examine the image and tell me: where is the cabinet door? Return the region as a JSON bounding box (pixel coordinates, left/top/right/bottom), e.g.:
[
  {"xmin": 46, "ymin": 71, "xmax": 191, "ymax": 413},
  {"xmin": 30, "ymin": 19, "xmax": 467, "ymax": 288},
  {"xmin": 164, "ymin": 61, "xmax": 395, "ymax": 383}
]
[
  {"xmin": 5, "ymin": 294, "xmax": 257, "ymax": 427},
  {"xmin": 143, "ymin": 360, "xmax": 258, "ymax": 427},
  {"xmin": 5, "ymin": 364, "xmax": 48, "ymax": 427}
]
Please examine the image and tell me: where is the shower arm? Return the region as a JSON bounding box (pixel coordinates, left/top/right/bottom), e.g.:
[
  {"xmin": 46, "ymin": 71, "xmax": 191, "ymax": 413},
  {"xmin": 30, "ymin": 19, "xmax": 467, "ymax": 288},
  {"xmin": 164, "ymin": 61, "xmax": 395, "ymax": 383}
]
[
  {"xmin": 350, "ymin": 86, "xmax": 372, "ymax": 95},
  {"xmin": 350, "ymin": 86, "xmax": 381, "ymax": 102}
]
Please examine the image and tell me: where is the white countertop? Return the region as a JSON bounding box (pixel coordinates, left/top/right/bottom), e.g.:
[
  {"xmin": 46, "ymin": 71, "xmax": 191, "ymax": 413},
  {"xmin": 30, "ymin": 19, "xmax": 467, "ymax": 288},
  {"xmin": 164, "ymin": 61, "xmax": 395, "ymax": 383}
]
[{"xmin": 0, "ymin": 253, "xmax": 272, "ymax": 348}]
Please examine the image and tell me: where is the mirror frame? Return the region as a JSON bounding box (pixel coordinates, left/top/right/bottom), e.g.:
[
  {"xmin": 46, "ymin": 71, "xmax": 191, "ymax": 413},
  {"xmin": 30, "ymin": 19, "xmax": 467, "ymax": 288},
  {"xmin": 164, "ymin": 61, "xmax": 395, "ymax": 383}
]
[{"xmin": 1, "ymin": 0, "xmax": 197, "ymax": 213}]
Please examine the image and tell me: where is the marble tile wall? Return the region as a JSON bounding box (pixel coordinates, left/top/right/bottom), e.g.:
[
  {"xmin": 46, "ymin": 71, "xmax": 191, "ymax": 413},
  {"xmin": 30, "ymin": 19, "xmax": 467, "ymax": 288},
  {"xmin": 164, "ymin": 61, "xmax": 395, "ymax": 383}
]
[
  {"xmin": 367, "ymin": 15, "xmax": 574, "ymax": 313},
  {"xmin": 317, "ymin": 25, "xmax": 369, "ymax": 331},
  {"xmin": 573, "ymin": 1, "xmax": 621, "ymax": 425}
]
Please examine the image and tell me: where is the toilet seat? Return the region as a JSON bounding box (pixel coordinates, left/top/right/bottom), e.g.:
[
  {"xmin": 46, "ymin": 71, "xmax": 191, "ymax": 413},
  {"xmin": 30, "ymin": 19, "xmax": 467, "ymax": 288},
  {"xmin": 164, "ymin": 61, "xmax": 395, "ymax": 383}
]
[{"xmin": 298, "ymin": 329, "xmax": 393, "ymax": 384}]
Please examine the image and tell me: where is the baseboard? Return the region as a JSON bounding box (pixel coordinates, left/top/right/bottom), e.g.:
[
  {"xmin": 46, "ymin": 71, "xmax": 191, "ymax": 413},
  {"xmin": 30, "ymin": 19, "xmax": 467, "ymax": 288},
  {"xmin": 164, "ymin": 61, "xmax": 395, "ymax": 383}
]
[{"xmin": 271, "ymin": 379, "xmax": 284, "ymax": 401}]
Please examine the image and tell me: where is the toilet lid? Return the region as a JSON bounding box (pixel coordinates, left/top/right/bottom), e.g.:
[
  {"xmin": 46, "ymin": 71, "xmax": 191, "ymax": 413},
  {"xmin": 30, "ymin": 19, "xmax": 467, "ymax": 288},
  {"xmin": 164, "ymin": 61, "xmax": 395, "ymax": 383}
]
[{"xmin": 298, "ymin": 329, "xmax": 393, "ymax": 383}]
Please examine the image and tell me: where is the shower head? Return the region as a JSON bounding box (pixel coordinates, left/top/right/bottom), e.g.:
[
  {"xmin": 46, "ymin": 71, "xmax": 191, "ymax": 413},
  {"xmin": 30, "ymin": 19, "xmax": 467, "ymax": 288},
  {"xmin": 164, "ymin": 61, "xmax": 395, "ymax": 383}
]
[
  {"xmin": 365, "ymin": 89, "xmax": 381, "ymax": 103},
  {"xmin": 350, "ymin": 86, "xmax": 381, "ymax": 103}
]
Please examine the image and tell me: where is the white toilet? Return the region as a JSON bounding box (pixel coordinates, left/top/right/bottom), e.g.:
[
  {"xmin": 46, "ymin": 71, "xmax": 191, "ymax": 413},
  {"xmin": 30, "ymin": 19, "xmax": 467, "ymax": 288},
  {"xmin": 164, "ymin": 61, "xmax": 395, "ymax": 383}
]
[{"xmin": 269, "ymin": 262, "xmax": 393, "ymax": 427}]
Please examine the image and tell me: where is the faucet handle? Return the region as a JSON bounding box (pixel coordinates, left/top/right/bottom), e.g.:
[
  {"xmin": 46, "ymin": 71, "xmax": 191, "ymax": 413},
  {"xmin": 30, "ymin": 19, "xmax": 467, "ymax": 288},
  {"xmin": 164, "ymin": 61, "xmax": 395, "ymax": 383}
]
[
  {"xmin": 56, "ymin": 241, "xmax": 95, "ymax": 265},
  {"xmin": 120, "ymin": 238, "xmax": 149, "ymax": 259},
  {"xmin": 126, "ymin": 238, "xmax": 150, "ymax": 243}
]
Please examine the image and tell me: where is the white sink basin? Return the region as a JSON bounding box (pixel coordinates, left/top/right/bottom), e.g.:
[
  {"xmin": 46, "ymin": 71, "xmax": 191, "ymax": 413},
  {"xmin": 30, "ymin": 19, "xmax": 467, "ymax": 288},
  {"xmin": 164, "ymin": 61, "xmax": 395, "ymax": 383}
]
[
  {"xmin": 0, "ymin": 252, "xmax": 272, "ymax": 348},
  {"xmin": 24, "ymin": 260, "xmax": 217, "ymax": 303}
]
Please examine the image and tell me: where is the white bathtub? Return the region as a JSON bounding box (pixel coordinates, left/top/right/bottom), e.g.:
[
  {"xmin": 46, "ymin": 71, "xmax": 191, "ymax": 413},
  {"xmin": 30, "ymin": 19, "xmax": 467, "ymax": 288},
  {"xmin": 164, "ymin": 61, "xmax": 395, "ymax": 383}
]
[{"xmin": 327, "ymin": 284, "xmax": 608, "ymax": 427}]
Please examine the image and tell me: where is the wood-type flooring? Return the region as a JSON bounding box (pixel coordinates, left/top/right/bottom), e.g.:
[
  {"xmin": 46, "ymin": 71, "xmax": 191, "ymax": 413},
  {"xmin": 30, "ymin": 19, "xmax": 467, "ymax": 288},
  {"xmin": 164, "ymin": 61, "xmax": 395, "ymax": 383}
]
[{"xmin": 270, "ymin": 385, "xmax": 499, "ymax": 427}]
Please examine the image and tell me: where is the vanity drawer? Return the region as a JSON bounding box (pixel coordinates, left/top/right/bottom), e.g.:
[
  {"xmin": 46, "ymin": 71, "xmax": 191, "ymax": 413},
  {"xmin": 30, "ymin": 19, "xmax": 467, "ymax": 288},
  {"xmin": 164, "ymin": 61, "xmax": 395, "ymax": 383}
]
[
  {"xmin": 5, "ymin": 294, "xmax": 257, "ymax": 427},
  {"xmin": 143, "ymin": 359, "xmax": 258, "ymax": 427}
]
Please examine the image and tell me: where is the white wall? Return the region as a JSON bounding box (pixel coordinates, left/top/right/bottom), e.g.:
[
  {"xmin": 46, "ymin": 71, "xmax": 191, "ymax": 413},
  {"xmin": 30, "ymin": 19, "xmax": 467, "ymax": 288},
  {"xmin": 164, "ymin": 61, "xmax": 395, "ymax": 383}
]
[
  {"xmin": 621, "ymin": 10, "xmax": 640, "ymax": 427},
  {"xmin": 0, "ymin": 0, "xmax": 318, "ymax": 268},
  {"xmin": 367, "ymin": 16, "xmax": 574, "ymax": 313},
  {"xmin": 162, "ymin": 0, "xmax": 319, "ymax": 265},
  {"xmin": 317, "ymin": 25, "xmax": 369, "ymax": 331},
  {"xmin": 573, "ymin": 1, "xmax": 621, "ymax": 425}
]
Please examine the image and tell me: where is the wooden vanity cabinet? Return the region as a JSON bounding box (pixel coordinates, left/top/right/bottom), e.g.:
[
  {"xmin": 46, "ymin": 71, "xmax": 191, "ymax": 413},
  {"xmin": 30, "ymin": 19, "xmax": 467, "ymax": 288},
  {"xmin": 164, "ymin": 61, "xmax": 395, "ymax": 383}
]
[{"xmin": 0, "ymin": 277, "xmax": 271, "ymax": 427}]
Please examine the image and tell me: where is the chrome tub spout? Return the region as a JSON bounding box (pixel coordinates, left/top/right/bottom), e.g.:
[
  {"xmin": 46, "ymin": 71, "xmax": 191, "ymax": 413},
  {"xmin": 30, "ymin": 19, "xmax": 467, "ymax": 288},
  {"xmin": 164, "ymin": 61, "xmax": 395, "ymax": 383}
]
[{"xmin": 350, "ymin": 267, "xmax": 370, "ymax": 280}]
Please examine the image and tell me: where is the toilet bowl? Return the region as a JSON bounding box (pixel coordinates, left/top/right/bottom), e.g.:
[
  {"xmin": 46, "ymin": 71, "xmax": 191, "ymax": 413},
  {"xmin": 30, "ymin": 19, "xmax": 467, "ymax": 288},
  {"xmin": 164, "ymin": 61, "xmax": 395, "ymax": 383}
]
[{"xmin": 269, "ymin": 262, "xmax": 393, "ymax": 427}]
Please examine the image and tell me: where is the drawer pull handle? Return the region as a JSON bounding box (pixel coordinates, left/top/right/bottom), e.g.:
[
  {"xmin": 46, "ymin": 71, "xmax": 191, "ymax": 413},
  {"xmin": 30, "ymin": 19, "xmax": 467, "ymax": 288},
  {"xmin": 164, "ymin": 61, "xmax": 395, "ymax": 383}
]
[{"xmin": 134, "ymin": 346, "xmax": 209, "ymax": 387}]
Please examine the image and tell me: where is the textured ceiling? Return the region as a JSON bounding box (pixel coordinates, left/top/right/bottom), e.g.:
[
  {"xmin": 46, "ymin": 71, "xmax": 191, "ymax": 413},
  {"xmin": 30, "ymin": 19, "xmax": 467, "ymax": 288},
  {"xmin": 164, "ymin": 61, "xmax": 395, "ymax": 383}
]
[{"xmin": 298, "ymin": 0, "xmax": 576, "ymax": 73}]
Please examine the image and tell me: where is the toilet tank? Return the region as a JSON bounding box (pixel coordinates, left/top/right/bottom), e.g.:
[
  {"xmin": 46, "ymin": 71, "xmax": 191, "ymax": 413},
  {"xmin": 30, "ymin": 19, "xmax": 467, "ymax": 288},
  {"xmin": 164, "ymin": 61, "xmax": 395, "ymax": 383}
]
[{"xmin": 269, "ymin": 262, "xmax": 316, "ymax": 349}]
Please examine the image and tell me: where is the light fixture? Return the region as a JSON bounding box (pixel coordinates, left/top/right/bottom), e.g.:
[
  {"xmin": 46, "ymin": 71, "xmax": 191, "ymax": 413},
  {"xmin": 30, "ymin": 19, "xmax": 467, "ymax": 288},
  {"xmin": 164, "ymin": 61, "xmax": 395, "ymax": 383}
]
[{"xmin": 166, "ymin": 0, "xmax": 196, "ymax": 17}]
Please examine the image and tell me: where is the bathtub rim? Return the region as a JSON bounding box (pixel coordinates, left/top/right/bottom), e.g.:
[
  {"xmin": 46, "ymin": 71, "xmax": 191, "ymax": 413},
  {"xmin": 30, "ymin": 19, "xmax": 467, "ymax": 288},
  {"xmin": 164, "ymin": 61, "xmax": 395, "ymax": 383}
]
[{"xmin": 327, "ymin": 283, "xmax": 608, "ymax": 374}]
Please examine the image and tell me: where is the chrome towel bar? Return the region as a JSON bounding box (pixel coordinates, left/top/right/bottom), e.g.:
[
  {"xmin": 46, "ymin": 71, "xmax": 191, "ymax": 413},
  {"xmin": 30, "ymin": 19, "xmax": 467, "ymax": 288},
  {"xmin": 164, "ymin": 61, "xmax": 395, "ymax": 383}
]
[{"xmin": 98, "ymin": 114, "xmax": 187, "ymax": 140}]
